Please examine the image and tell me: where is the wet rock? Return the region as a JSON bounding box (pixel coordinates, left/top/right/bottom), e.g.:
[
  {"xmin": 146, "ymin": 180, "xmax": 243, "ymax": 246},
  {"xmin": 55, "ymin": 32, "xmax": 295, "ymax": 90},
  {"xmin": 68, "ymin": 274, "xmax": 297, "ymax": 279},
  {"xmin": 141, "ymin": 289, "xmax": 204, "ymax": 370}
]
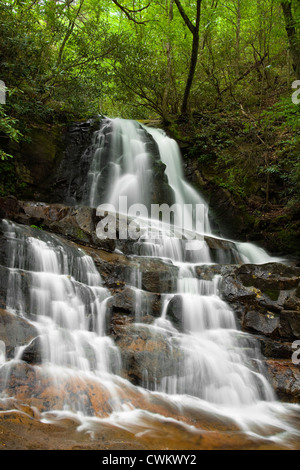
[
  {"xmin": 195, "ymin": 264, "xmax": 225, "ymax": 280},
  {"xmin": 0, "ymin": 266, "xmax": 9, "ymax": 309},
  {"xmin": 266, "ymin": 360, "xmax": 300, "ymax": 403},
  {"xmin": 0, "ymin": 265, "xmax": 33, "ymax": 316},
  {"xmin": 216, "ymin": 263, "xmax": 300, "ymax": 345},
  {"xmin": 0, "ymin": 362, "xmax": 113, "ymax": 417},
  {"xmin": 220, "ymin": 275, "xmax": 257, "ymax": 305},
  {"xmin": 166, "ymin": 295, "xmax": 184, "ymax": 331},
  {"xmin": 83, "ymin": 245, "xmax": 179, "ymax": 294},
  {"xmin": 0, "ymin": 362, "xmax": 38, "ymax": 396},
  {"xmin": 141, "ymin": 260, "xmax": 178, "ymax": 293},
  {"xmin": 113, "ymin": 324, "xmax": 184, "ymax": 388},
  {"xmin": 279, "ymin": 311, "xmax": 300, "ymax": 340},
  {"xmin": 0, "ymin": 198, "xmax": 246, "ymax": 267},
  {"xmin": 0, "ymin": 309, "xmax": 39, "ymax": 359},
  {"xmin": 235, "ymin": 263, "xmax": 300, "ymax": 292},
  {"xmin": 0, "ymin": 199, "xmax": 114, "ymax": 252},
  {"xmin": 284, "ymin": 295, "xmax": 300, "ymax": 311},
  {"xmin": 108, "ymin": 287, "xmax": 138, "ymax": 314},
  {"xmin": 204, "ymin": 237, "xmax": 242, "ymax": 264},
  {"xmin": 108, "ymin": 287, "xmax": 162, "ymax": 318},
  {"xmin": 258, "ymin": 337, "xmax": 293, "ymax": 359},
  {"xmin": 48, "ymin": 118, "xmax": 101, "ymax": 205},
  {"xmin": 243, "ymin": 311, "xmax": 280, "ymax": 337},
  {"xmin": 21, "ymin": 336, "xmax": 42, "ymax": 364}
]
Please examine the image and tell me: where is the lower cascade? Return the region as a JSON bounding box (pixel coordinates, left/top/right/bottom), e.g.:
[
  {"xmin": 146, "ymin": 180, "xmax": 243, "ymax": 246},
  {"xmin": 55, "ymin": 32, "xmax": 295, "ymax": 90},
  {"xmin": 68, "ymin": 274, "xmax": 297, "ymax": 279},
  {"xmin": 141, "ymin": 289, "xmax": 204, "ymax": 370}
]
[{"xmin": 0, "ymin": 118, "xmax": 300, "ymax": 450}]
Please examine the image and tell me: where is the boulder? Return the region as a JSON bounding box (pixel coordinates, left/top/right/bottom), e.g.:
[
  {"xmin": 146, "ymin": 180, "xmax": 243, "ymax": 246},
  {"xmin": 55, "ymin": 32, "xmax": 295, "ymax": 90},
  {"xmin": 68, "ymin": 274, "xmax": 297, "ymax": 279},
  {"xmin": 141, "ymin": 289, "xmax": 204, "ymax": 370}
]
[
  {"xmin": 243, "ymin": 311, "xmax": 280, "ymax": 337},
  {"xmin": 0, "ymin": 309, "xmax": 39, "ymax": 359},
  {"xmin": 266, "ymin": 360, "xmax": 300, "ymax": 403},
  {"xmin": 258, "ymin": 337, "xmax": 293, "ymax": 359},
  {"xmin": 21, "ymin": 336, "xmax": 43, "ymax": 364},
  {"xmin": 235, "ymin": 263, "xmax": 300, "ymax": 291},
  {"xmin": 279, "ymin": 311, "xmax": 300, "ymax": 340},
  {"xmin": 165, "ymin": 295, "xmax": 184, "ymax": 331},
  {"xmin": 113, "ymin": 323, "xmax": 184, "ymax": 389},
  {"xmin": 108, "ymin": 287, "xmax": 162, "ymax": 319}
]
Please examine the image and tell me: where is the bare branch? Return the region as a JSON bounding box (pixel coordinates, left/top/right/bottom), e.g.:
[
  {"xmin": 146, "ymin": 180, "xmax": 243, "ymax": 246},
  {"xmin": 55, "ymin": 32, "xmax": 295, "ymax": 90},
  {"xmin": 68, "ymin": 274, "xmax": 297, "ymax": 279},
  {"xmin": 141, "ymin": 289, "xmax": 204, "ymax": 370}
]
[
  {"xmin": 111, "ymin": 0, "xmax": 150, "ymax": 25},
  {"xmin": 56, "ymin": 0, "xmax": 85, "ymax": 68}
]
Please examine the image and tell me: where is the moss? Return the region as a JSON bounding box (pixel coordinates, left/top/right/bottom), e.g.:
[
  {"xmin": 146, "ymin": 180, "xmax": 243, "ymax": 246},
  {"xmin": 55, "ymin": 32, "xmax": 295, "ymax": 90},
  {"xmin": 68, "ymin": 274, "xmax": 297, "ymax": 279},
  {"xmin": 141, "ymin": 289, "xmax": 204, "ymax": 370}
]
[
  {"xmin": 77, "ymin": 229, "xmax": 85, "ymax": 240},
  {"xmin": 0, "ymin": 159, "xmax": 28, "ymax": 197},
  {"xmin": 263, "ymin": 289, "xmax": 280, "ymax": 302}
]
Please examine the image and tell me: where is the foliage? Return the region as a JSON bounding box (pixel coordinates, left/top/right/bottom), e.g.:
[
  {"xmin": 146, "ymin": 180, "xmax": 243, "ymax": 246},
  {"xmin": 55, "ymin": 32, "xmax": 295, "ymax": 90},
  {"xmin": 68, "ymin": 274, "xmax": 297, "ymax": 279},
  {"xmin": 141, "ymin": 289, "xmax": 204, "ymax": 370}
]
[
  {"xmin": 261, "ymin": 96, "xmax": 300, "ymax": 202},
  {"xmin": 0, "ymin": 0, "xmax": 296, "ymax": 124},
  {"xmin": 0, "ymin": 105, "xmax": 22, "ymax": 160}
]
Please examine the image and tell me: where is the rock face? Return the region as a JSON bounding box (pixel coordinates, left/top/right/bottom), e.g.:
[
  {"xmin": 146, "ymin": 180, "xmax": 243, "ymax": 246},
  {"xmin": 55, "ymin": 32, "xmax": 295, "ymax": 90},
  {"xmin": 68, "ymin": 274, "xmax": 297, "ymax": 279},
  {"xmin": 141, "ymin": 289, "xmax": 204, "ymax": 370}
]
[
  {"xmin": 50, "ymin": 119, "xmax": 102, "ymax": 205},
  {"xmin": 13, "ymin": 118, "xmax": 174, "ymax": 208},
  {"xmin": 112, "ymin": 323, "xmax": 184, "ymax": 388},
  {"xmin": 217, "ymin": 263, "xmax": 300, "ymax": 341},
  {"xmin": 266, "ymin": 361, "xmax": 300, "ymax": 403}
]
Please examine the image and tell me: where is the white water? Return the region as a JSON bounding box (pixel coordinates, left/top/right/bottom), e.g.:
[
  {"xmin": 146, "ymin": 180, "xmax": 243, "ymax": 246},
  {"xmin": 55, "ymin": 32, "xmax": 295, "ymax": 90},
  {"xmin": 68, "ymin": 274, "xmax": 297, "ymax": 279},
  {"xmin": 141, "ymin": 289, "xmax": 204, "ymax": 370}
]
[
  {"xmin": 1, "ymin": 220, "xmax": 124, "ymax": 414},
  {"xmin": 0, "ymin": 118, "xmax": 299, "ymax": 448},
  {"xmin": 154, "ymin": 266, "xmax": 275, "ymax": 406},
  {"xmin": 86, "ymin": 118, "xmax": 280, "ymax": 265}
]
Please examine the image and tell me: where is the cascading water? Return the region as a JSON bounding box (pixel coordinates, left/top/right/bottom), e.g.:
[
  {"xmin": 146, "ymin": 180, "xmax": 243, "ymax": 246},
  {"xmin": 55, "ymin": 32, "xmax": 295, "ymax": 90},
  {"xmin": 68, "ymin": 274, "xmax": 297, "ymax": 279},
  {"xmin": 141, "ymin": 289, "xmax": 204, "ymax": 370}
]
[
  {"xmin": 0, "ymin": 219, "xmax": 124, "ymax": 415},
  {"xmin": 154, "ymin": 266, "xmax": 275, "ymax": 405},
  {"xmin": 85, "ymin": 118, "xmax": 280, "ymax": 265},
  {"xmin": 0, "ymin": 117, "xmax": 299, "ymax": 449}
]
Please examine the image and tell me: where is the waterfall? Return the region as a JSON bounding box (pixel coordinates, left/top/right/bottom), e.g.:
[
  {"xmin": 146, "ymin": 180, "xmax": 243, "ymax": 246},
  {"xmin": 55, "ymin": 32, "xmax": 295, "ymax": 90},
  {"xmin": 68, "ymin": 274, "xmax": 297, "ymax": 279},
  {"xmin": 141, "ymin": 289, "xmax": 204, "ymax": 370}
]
[
  {"xmin": 0, "ymin": 117, "xmax": 299, "ymax": 448},
  {"xmin": 86, "ymin": 118, "xmax": 280, "ymax": 265},
  {"xmin": 154, "ymin": 266, "xmax": 275, "ymax": 405},
  {"xmin": 1, "ymin": 220, "xmax": 123, "ymax": 415}
]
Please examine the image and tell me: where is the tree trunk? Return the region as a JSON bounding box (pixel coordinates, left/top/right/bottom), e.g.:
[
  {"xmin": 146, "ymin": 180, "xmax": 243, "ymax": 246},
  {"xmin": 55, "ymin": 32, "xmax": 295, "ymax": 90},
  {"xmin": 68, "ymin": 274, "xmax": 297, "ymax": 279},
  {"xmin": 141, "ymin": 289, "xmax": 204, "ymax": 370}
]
[
  {"xmin": 281, "ymin": 1, "xmax": 300, "ymax": 79},
  {"xmin": 181, "ymin": 26, "xmax": 200, "ymax": 115},
  {"xmin": 162, "ymin": 0, "xmax": 175, "ymax": 120},
  {"xmin": 174, "ymin": 0, "xmax": 202, "ymax": 116}
]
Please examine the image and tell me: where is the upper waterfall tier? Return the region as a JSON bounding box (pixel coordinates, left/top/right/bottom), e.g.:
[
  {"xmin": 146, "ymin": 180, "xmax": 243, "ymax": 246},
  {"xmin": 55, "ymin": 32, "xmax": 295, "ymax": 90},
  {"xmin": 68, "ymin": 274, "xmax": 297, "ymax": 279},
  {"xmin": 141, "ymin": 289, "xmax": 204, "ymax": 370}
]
[
  {"xmin": 84, "ymin": 118, "xmax": 211, "ymax": 234},
  {"xmin": 80, "ymin": 117, "xmax": 280, "ymax": 265}
]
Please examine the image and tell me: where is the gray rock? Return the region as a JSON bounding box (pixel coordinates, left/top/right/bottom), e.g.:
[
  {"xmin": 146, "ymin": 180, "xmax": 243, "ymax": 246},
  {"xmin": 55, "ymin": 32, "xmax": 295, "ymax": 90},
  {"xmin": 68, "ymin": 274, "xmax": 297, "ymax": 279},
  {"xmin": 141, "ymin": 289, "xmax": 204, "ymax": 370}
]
[
  {"xmin": 21, "ymin": 336, "xmax": 42, "ymax": 364},
  {"xmin": 0, "ymin": 308, "xmax": 39, "ymax": 359},
  {"xmin": 279, "ymin": 311, "xmax": 300, "ymax": 340},
  {"xmin": 243, "ymin": 310, "xmax": 280, "ymax": 336}
]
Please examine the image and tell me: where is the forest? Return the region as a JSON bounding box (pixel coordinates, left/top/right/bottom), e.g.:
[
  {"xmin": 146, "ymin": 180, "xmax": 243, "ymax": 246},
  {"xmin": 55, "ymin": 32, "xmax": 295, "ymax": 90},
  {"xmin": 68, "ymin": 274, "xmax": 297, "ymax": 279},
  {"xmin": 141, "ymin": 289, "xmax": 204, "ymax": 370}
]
[{"xmin": 0, "ymin": 0, "xmax": 300, "ymax": 254}]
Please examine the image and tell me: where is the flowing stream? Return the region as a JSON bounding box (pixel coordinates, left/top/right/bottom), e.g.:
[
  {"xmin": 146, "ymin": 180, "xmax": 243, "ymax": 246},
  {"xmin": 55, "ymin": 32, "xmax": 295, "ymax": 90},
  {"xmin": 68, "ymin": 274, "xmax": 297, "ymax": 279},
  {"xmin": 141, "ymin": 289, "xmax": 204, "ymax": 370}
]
[{"xmin": 0, "ymin": 118, "xmax": 299, "ymax": 449}]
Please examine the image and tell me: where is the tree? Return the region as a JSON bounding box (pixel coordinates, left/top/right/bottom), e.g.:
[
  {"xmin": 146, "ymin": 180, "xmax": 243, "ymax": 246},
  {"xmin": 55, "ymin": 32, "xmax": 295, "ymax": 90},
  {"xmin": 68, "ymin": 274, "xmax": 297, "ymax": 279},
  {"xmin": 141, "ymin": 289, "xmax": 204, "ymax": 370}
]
[
  {"xmin": 174, "ymin": 0, "xmax": 203, "ymax": 115},
  {"xmin": 281, "ymin": 0, "xmax": 300, "ymax": 78},
  {"xmin": 0, "ymin": 105, "xmax": 22, "ymax": 161}
]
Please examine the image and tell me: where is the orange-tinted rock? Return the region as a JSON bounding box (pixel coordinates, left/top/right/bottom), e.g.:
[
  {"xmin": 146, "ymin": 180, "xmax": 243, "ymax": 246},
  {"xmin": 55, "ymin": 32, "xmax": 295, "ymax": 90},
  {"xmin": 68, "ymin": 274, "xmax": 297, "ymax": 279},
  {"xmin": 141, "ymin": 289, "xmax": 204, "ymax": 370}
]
[{"xmin": 266, "ymin": 360, "xmax": 300, "ymax": 403}]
